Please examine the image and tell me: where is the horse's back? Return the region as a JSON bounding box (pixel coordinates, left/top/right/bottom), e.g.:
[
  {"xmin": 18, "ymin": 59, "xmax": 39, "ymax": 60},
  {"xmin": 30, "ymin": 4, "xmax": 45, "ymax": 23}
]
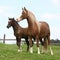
[{"xmin": 39, "ymin": 21, "xmax": 50, "ymax": 37}]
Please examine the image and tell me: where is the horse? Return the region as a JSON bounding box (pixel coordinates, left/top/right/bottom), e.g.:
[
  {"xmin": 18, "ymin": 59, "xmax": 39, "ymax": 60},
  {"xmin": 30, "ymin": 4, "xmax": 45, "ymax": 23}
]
[
  {"xmin": 16, "ymin": 7, "xmax": 40, "ymax": 54},
  {"xmin": 16, "ymin": 7, "xmax": 53, "ymax": 55},
  {"xmin": 7, "ymin": 17, "xmax": 29, "ymax": 52}
]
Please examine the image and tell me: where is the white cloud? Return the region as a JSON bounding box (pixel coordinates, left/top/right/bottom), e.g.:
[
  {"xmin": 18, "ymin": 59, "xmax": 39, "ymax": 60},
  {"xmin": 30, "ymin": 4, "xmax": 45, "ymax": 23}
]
[
  {"xmin": 52, "ymin": 0, "xmax": 59, "ymax": 4},
  {"xmin": 0, "ymin": 9, "xmax": 3, "ymax": 13},
  {"xmin": 41, "ymin": 13, "xmax": 60, "ymax": 20},
  {"xmin": 51, "ymin": 26, "xmax": 60, "ymax": 39},
  {"xmin": 0, "ymin": 6, "xmax": 9, "ymax": 13},
  {"xmin": 51, "ymin": 0, "xmax": 60, "ymax": 6},
  {"xmin": 41, "ymin": 13, "xmax": 53, "ymax": 19},
  {"xmin": 0, "ymin": 6, "xmax": 14, "ymax": 17}
]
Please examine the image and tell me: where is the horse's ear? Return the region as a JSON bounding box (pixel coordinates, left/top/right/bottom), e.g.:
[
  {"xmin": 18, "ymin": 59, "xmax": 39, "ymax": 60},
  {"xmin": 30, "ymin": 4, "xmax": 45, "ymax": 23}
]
[
  {"xmin": 24, "ymin": 7, "xmax": 27, "ymax": 12},
  {"xmin": 22, "ymin": 8, "xmax": 24, "ymax": 11}
]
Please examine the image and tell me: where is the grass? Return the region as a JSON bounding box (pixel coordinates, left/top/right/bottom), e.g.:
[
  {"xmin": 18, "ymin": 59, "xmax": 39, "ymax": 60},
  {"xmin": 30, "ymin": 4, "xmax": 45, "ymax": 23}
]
[{"xmin": 0, "ymin": 43, "xmax": 60, "ymax": 60}]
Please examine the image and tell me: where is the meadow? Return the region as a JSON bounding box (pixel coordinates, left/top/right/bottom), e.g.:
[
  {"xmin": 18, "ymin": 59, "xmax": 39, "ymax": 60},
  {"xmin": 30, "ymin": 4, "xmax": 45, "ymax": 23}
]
[{"xmin": 0, "ymin": 43, "xmax": 60, "ymax": 60}]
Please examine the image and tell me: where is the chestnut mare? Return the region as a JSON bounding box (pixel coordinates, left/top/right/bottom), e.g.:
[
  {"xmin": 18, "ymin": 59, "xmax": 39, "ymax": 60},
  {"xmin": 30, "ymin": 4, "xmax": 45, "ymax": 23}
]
[
  {"xmin": 7, "ymin": 18, "xmax": 29, "ymax": 52},
  {"xmin": 16, "ymin": 8, "xmax": 40, "ymax": 54},
  {"xmin": 16, "ymin": 7, "xmax": 53, "ymax": 55}
]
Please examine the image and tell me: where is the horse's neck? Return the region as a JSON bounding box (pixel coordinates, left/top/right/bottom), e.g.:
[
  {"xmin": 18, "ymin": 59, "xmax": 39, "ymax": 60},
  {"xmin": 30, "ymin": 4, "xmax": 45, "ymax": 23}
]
[
  {"xmin": 27, "ymin": 12, "xmax": 37, "ymax": 28},
  {"xmin": 12, "ymin": 22, "xmax": 20, "ymax": 32},
  {"xmin": 27, "ymin": 11, "xmax": 40, "ymax": 32}
]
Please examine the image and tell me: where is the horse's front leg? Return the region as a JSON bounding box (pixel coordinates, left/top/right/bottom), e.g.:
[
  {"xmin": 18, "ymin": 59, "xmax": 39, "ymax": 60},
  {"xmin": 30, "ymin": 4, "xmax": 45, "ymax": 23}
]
[
  {"xmin": 16, "ymin": 37, "xmax": 22, "ymax": 52},
  {"xmin": 29, "ymin": 37, "xmax": 33, "ymax": 54},
  {"xmin": 36, "ymin": 36, "xmax": 40, "ymax": 54},
  {"xmin": 25, "ymin": 38, "xmax": 29, "ymax": 52}
]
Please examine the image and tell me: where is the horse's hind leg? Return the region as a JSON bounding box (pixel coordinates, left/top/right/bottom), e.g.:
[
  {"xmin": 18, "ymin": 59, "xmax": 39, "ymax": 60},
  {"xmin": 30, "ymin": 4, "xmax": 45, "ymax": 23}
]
[
  {"xmin": 48, "ymin": 36, "xmax": 53, "ymax": 55},
  {"xmin": 25, "ymin": 38, "xmax": 29, "ymax": 52},
  {"xmin": 43, "ymin": 37, "xmax": 48, "ymax": 54}
]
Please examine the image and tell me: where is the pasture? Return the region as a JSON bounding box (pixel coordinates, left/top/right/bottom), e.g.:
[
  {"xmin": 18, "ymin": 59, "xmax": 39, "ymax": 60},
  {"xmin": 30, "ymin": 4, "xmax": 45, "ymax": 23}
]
[{"xmin": 0, "ymin": 43, "xmax": 60, "ymax": 60}]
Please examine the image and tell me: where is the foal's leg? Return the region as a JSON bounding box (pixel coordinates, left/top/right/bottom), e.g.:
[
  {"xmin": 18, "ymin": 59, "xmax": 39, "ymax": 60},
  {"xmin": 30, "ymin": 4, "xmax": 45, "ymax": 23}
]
[
  {"xmin": 29, "ymin": 37, "xmax": 33, "ymax": 54},
  {"xmin": 16, "ymin": 37, "xmax": 22, "ymax": 52},
  {"xmin": 25, "ymin": 38, "xmax": 29, "ymax": 51}
]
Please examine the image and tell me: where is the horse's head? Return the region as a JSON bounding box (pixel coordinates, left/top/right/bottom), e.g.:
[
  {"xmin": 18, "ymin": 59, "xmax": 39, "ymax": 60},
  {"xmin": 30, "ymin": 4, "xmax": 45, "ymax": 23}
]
[
  {"xmin": 7, "ymin": 18, "xmax": 15, "ymax": 28},
  {"xmin": 16, "ymin": 7, "xmax": 28, "ymax": 22}
]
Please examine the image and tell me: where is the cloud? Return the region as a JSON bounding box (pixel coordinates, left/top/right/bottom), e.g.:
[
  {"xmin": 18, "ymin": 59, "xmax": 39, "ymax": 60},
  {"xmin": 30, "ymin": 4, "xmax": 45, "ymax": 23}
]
[
  {"xmin": 41, "ymin": 13, "xmax": 60, "ymax": 20},
  {"xmin": 0, "ymin": 6, "xmax": 9, "ymax": 13},
  {"xmin": 0, "ymin": 6, "xmax": 14, "ymax": 17},
  {"xmin": 50, "ymin": 26, "xmax": 60, "ymax": 39},
  {"xmin": 41, "ymin": 13, "xmax": 53, "ymax": 19},
  {"xmin": 52, "ymin": 0, "xmax": 59, "ymax": 4},
  {"xmin": 51, "ymin": 0, "xmax": 60, "ymax": 6}
]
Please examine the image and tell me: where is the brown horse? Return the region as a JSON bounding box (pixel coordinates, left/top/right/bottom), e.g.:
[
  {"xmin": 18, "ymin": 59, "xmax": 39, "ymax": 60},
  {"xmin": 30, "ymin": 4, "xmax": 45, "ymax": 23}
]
[
  {"xmin": 16, "ymin": 7, "xmax": 53, "ymax": 55},
  {"xmin": 16, "ymin": 7, "xmax": 40, "ymax": 54},
  {"xmin": 7, "ymin": 17, "xmax": 29, "ymax": 52}
]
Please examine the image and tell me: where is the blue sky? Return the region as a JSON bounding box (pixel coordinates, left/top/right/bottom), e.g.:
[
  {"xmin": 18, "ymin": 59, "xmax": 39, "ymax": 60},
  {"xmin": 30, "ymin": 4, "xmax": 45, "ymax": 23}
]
[{"xmin": 0, "ymin": 0, "xmax": 60, "ymax": 39}]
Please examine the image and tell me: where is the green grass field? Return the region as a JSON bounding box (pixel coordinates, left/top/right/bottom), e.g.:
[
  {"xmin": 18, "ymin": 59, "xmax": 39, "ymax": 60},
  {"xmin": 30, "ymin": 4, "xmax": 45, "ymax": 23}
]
[{"xmin": 0, "ymin": 43, "xmax": 60, "ymax": 60}]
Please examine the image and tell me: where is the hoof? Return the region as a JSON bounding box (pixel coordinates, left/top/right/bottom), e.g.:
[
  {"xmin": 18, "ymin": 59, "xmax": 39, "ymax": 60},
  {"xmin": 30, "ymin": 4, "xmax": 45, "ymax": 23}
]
[
  {"xmin": 51, "ymin": 51, "xmax": 53, "ymax": 56},
  {"xmin": 50, "ymin": 47, "xmax": 53, "ymax": 55},
  {"xmin": 38, "ymin": 47, "xmax": 40, "ymax": 54},
  {"xmin": 29, "ymin": 47, "xmax": 33, "ymax": 54},
  {"xmin": 38, "ymin": 50, "xmax": 40, "ymax": 54},
  {"xmin": 18, "ymin": 49, "xmax": 22, "ymax": 52}
]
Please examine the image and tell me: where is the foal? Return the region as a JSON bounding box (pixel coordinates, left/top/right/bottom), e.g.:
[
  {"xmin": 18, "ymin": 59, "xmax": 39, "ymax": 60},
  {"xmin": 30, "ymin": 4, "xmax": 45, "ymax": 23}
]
[{"xmin": 7, "ymin": 18, "xmax": 29, "ymax": 52}]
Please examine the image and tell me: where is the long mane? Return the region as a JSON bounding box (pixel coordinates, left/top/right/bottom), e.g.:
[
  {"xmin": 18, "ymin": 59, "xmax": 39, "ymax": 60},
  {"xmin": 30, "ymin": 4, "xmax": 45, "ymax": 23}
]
[
  {"xmin": 28, "ymin": 10, "xmax": 40, "ymax": 31},
  {"xmin": 13, "ymin": 19, "xmax": 18, "ymax": 24},
  {"xmin": 28, "ymin": 10, "xmax": 37, "ymax": 23}
]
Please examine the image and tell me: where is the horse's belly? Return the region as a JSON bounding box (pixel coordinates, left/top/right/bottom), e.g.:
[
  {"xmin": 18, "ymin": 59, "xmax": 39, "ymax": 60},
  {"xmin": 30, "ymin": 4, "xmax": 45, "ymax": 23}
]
[{"xmin": 39, "ymin": 31, "xmax": 49, "ymax": 38}]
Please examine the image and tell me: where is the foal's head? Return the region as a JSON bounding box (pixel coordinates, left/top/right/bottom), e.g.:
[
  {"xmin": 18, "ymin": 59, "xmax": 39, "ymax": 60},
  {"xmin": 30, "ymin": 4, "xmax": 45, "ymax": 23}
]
[
  {"xmin": 16, "ymin": 7, "xmax": 28, "ymax": 22},
  {"xmin": 7, "ymin": 18, "xmax": 15, "ymax": 28}
]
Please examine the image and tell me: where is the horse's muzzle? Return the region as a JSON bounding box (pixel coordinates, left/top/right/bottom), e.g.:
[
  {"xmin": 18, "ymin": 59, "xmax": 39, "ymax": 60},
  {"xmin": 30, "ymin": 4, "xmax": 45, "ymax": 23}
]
[{"xmin": 7, "ymin": 25, "xmax": 9, "ymax": 28}]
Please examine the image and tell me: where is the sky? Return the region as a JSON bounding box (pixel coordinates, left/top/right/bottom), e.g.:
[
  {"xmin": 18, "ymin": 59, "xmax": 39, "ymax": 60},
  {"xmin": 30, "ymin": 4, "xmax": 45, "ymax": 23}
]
[{"xmin": 0, "ymin": 0, "xmax": 60, "ymax": 40}]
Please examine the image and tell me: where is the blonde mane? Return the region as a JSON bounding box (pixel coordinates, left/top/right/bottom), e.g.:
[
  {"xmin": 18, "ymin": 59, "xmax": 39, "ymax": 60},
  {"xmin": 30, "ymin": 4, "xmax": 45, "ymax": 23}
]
[{"xmin": 28, "ymin": 10, "xmax": 40, "ymax": 32}]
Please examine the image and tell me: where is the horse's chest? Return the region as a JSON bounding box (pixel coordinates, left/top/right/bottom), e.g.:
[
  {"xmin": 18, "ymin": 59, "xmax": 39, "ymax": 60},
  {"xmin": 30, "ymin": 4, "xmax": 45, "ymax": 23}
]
[
  {"xmin": 28, "ymin": 28, "xmax": 37, "ymax": 36},
  {"xmin": 14, "ymin": 30, "xmax": 21, "ymax": 36}
]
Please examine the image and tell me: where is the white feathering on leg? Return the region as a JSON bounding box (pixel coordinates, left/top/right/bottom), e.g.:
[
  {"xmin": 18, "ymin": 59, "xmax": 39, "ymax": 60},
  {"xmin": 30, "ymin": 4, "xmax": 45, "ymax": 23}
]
[
  {"xmin": 18, "ymin": 47, "xmax": 22, "ymax": 52},
  {"xmin": 50, "ymin": 47, "xmax": 53, "ymax": 55},
  {"xmin": 30, "ymin": 47, "xmax": 33, "ymax": 54},
  {"xmin": 38, "ymin": 47, "xmax": 40, "ymax": 54},
  {"xmin": 18, "ymin": 49, "xmax": 20, "ymax": 52}
]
